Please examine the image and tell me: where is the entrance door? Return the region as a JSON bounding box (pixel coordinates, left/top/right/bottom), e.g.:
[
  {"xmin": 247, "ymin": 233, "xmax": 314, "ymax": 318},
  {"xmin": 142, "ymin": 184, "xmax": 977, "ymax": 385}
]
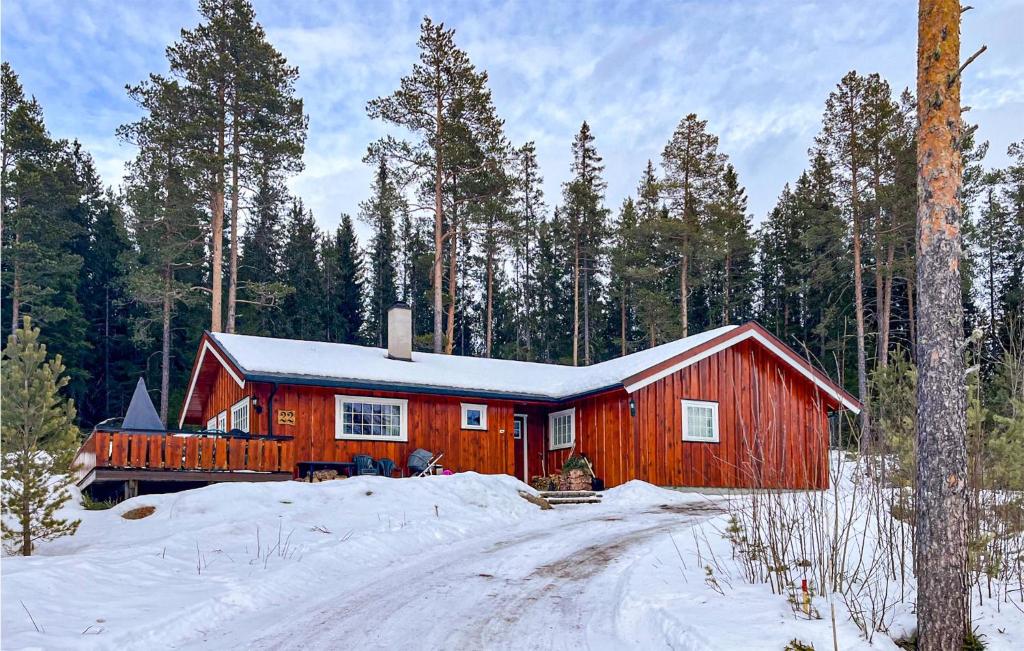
[{"xmin": 513, "ymin": 414, "xmax": 528, "ymax": 482}]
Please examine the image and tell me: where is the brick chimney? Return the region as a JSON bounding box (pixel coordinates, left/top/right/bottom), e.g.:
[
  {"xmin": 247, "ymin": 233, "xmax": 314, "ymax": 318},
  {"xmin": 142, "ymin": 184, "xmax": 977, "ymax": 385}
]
[{"xmin": 387, "ymin": 302, "xmax": 413, "ymax": 361}]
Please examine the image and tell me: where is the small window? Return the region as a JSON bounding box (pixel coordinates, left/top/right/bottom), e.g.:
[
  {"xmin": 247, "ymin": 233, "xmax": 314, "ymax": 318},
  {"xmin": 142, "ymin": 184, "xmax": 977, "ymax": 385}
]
[
  {"xmin": 231, "ymin": 398, "xmax": 250, "ymax": 433},
  {"xmin": 682, "ymin": 400, "xmax": 719, "ymax": 443},
  {"xmin": 216, "ymin": 411, "xmax": 227, "ymax": 431},
  {"xmin": 206, "ymin": 416, "xmax": 217, "ymax": 431},
  {"xmin": 335, "ymin": 395, "xmax": 408, "ymax": 442},
  {"xmin": 460, "ymin": 403, "xmax": 487, "ymax": 430},
  {"xmin": 548, "ymin": 408, "xmax": 575, "ymax": 450}
]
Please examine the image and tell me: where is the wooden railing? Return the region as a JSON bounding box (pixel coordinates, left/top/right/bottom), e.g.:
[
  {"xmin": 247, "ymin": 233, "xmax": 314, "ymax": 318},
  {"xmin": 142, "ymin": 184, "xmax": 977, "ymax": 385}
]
[{"xmin": 74, "ymin": 429, "xmax": 296, "ymax": 482}]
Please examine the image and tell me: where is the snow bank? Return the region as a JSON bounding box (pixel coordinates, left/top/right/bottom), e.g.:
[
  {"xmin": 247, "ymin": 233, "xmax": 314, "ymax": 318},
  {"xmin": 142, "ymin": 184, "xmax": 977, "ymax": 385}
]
[
  {"xmin": 1, "ymin": 473, "xmax": 539, "ymax": 649},
  {"xmin": 603, "ymin": 479, "xmax": 704, "ymax": 505}
]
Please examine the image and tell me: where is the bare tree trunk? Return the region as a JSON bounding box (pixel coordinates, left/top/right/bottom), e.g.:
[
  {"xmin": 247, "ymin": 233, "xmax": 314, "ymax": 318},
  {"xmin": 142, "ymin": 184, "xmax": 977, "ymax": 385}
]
[
  {"xmin": 723, "ymin": 253, "xmax": 732, "ymax": 326},
  {"xmin": 583, "ymin": 264, "xmax": 591, "ymax": 366},
  {"xmin": 160, "ymin": 264, "xmax": 172, "ymax": 425},
  {"xmin": 10, "ymin": 231, "xmax": 20, "ymax": 336},
  {"xmin": 444, "ymin": 216, "xmax": 459, "ymax": 355},
  {"xmin": 680, "ymin": 249, "xmax": 689, "ymax": 337},
  {"xmin": 915, "ymin": 1, "xmax": 970, "ymax": 647},
  {"xmin": 432, "ymin": 94, "xmax": 445, "ymax": 353},
  {"xmin": 226, "ymin": 110, "xmax": 240, "ymax": 334},
  {"xmin": 485, "ymin": 246, "xmax": 494, "ymax": 357},
  {"xmin": 879, "ymin": 242, "xmax": 896, "ymax": 366},
  {"xmin": 620, "ymin": 284, "xmax": 627, "ymax": 357},
  {"xmin": 852, "ymin": 167, "xmax": 872, "ymax": 448},
  {"xmin": 210, "ymin": 88, "xmax": 226, "ymax": 333},
  {"xmin": 907, "ymin": 275, "xmax": 917, "ymax": 358},
  {"xmin": 572, "ymin": 238, "xmax": 580, "ymax": 366}
]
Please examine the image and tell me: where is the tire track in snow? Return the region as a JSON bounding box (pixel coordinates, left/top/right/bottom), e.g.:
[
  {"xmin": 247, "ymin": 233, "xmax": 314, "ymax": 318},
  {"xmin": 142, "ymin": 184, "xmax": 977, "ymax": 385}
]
[{"xmin": 229, "ymin": 502, "xmax": 721, "ymax": 650}]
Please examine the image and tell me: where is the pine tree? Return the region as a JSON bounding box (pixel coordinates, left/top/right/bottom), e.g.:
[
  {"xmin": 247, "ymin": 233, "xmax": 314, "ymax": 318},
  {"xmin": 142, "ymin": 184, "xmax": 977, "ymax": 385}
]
[
  {"xmin": 149, "ymin": 0, "xmax": 307, "ymax": 333},
  {"xmin": 533, "ymin": 211, "xmax": 573, "ymax": 363},
  {"xmin": 610, "ymin": 197, "xmax": 640, "ymax": 356},
  {"xmin": 1, "ymin": 317, "xmax": 81, "ymax": 556},
  {"xmin": 661, "ymin": 114, "xmax": 725, "ymax": 336},
  {"xmin": 361, "ymin": 160, "xmax": 401, "ymax": 347},
  {"xmin": 914, "ymin": 2, "xmax": 972, "ymax": 645},
  {"xmin": 367, "ymin": 16, "xmax": 504, "ymax": 354},
  {"xmin": 322, "ymin": 214, "xmax": 364, "ymax": 344},
  {"xmin": 816, "ymin": 71, "xmax": 875, "ymax": 442},
  {"xmin": 120, "ymin": 75, "xmax": 205, "ymax": 423}
]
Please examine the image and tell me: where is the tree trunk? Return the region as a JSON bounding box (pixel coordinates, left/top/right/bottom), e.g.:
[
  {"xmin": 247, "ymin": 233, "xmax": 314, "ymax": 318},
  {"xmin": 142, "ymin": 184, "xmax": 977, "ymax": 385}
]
[
  {"xmin": 583, "ymin": 263, "xmax": 591, "ymax": 366},
  {"xmin": 432, "ymin": 95, "xmax": 444, "ymax": 354},
  {"xmin": 444, "ymin": 217, "xmax": 459, "ymax": 355},
  {"xmin": 915, "ymin": 1, "xmax": 969, "ymax": 648},
  {"xmin": 680, "ymin": 249, "xmax": 689, "ymax": 337},
  {"xmin": 907, "ymin": 275, "xmax": 917, "ymax": 359},
  {"xmin": 226, "ymin": 109, "xmax": 240, "ymax": 334},
  {"xmin": 485, "ymin": 246, "xmax": 494, "ymax": 357},
  {"xmin": 21, "ymin": 468, "xmax": 31, "ymax": 555},
  {"xmin": 879, "ymin": 242, "xmax": 896, "ymax": 366},
  {"xmin": 10, "ymin": 231, "xmax": 20, "ymax": 336},
  {"xmin": 620, "ymin": 284, "xmax": 627, "ymax": 357},
  {"xmin": 851, "ymin": 153, "xmax": 872, "ymax": 447},
  {"xmin": 160, "ymin": 264, "xmax": 172, "ymax": 424},
  {"xmin": 572, "ymin": 238, "xmax": 580, "ymax": 366},
  {"xmin": 210, "ymin": 87, "xmax": 226, "ymax": 333},
  {"xmin": 723, "ymin": 253, "xmax": 732, "ymax": 326}
]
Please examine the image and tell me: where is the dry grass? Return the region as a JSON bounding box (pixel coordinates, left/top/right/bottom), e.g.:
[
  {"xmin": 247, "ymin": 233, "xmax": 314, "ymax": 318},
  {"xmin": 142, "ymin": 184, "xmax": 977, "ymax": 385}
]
[{"xmin": 121, "ymin": 506, "xmax": 156, "ymax": 520}]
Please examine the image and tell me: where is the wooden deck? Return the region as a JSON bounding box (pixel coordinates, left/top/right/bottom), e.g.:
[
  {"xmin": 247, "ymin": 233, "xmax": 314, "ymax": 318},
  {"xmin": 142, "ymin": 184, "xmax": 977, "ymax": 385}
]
[{"xmin": 74, "ymin": 429, "xmax": 297, "ymax": 491}]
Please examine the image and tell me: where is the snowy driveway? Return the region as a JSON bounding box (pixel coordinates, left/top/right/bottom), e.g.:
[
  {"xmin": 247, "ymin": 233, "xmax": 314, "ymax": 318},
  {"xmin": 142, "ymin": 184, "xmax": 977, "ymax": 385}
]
[{"xmin": 195, "ymin": 500, "xmax": 724, "ymax": 650}]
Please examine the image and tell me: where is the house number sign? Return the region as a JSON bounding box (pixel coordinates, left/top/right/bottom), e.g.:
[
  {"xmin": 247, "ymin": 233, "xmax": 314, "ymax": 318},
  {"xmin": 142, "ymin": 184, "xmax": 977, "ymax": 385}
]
[{"xmin": 277, "ymin": 410, "xmax": 296, "ymax": 425}]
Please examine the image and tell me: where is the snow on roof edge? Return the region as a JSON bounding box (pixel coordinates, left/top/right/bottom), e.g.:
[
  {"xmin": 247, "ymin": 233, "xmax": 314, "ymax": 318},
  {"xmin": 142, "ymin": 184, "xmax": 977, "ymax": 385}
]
[{"xmin": 206, "ymin": 325, "xmax": 739, "ymax": 401}]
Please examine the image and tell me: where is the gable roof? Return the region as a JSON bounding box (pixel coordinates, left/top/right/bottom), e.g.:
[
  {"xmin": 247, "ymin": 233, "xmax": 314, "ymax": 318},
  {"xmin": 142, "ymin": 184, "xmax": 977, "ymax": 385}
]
[{"xmin": 180, "ymin": 322, "xmax": 859, "ymax": 426}]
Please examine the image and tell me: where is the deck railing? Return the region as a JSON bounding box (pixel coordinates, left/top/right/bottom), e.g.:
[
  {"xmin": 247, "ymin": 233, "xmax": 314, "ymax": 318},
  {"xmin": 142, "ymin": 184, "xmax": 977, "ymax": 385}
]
[{"xmin": 74, "ymin": 429, "xmax": 296, "ymax": 482}]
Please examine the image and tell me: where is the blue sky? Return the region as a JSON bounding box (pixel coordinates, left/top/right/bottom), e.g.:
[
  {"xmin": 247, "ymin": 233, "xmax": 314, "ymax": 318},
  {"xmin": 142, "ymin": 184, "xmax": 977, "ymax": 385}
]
[{"xmin": 3, "ymin": 0, "xmax": 1022, "ymax": 239}]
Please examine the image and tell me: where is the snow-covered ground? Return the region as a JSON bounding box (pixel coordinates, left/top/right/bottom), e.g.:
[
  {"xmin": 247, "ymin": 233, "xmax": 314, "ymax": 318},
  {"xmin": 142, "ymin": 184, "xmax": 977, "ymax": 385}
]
[{"xmin": 2, "ymin": 472, "xmax": 1021, "ymax": 650}]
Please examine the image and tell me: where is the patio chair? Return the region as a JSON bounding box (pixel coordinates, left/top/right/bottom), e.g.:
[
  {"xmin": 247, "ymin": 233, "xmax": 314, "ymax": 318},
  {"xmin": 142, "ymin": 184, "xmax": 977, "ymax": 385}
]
[
  {"xmin": 377, "ymin": 458, "xmax": 396, "ymax": 478},
  {"xmin": 353, "ymin": 454, "xmax": 379, "ymax": 476}
]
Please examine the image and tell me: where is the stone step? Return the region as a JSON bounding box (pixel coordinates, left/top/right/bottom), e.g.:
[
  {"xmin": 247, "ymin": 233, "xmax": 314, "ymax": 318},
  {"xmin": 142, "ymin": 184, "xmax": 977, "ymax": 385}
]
[
  {"xmin": 545, "ymin": 497, "xmax": 603, "ymax": 505},
  {"xmin": 539, "ymin": 491, "xmax": 599, "ymax": 499}
]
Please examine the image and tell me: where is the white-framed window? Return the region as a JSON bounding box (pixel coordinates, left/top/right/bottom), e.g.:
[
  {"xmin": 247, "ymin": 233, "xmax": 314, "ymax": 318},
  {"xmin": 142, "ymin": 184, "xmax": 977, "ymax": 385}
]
[
  {"xmin": 206, "ymin": 415, "xmax": 217, "ymax": 431},
  {"xmin": 216, "ymin": 411, "xmax": 227, "ymax": 431},
  {"xmin": 460, "ymin": 403, "xmax": 488, "ymax": 430},
  {"xmin": 682, "ymin": 399, "xmax": 720, "ymax": 443},
  {"xmin": 548, "ymin": 408, "xmax": 575, "ymax": 450},
  {"xmin": 335, "ymin": 395, "xmax": 408, "ymax": 442},
  {"xmin": 231, "ymin": 397, "xmax": 250, "ymax": 433}
]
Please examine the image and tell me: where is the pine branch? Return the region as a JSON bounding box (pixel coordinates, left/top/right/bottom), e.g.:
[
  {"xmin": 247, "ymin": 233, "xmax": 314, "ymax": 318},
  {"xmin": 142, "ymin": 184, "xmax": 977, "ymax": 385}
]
[{"xmin": 949, "ymin": 45, "xmax": 987, "ymax": 87}]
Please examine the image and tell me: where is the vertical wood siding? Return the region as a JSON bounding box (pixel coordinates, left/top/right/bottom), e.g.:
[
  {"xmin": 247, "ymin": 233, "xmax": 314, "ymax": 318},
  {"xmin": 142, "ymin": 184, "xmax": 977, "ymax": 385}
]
[{"xmin": 544, "ymin": 339, "xmax": 832, "ymax": 489}]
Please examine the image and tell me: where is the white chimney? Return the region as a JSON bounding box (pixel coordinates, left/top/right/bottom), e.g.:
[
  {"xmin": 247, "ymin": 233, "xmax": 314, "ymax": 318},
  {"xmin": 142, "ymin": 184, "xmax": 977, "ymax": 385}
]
[{"xmin": 387, "ymin": 302, "xmax": 413, "ymax": 361}]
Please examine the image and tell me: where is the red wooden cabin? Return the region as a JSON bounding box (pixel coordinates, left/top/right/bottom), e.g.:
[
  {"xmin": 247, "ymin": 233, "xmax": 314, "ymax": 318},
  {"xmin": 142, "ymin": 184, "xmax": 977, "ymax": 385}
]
[{"xmin": 165, "ymin": 305, "xmax": 858, "ymax": 490}]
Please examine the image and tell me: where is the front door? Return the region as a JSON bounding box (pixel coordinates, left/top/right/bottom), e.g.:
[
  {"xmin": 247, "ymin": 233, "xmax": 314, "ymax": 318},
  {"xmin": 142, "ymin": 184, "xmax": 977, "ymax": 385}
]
[{"xmin": 513, "ymin": 413, "xmax": 528, "ymax": 482}]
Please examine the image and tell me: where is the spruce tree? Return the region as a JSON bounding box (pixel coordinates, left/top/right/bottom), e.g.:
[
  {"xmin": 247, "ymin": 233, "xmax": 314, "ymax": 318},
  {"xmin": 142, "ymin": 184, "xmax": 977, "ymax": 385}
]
[
  {"xmin": 322, "ymin": 214, "xmax": 364, "ymax": 344},
  {"xmin": 562, "ymin": 121, "xmax": 609, "ymax": 365},
  {"xmin": 705, "ymin": 164, "xmax": 756, "ymax": 325},
  {"xmin": 508, "ymin": 142, "xmax": 545, "ymax": 359},
  {"xmin": 1, "ymin": 317, "xmax": 81, "ymax": 556},
  {"xmin": 279, "ymin": 200, "xmax": 324, "ymax": 340},
  {"xmin": 236, "ymin": 171, "xmax": 291, "ymax": 336},
  {"xmin": 361, "ymin": 160, "xmax": 400, "ymax": 347}
]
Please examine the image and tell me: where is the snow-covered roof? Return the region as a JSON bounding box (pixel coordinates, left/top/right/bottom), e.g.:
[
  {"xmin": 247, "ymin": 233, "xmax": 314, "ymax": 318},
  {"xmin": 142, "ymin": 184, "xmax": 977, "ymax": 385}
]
[{"xmin": 208, "ymin": 326, "xmax": 739, "ymax": 401}]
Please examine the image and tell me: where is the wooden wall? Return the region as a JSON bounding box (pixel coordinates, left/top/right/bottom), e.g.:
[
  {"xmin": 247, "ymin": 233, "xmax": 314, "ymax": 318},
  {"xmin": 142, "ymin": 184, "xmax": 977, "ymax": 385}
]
[
  {"xmin": 197, "ymin": 372, "xmax": 517, "ymax": 476},
  {"xmin": 547, "ymin": 338, "xmax": 832, "ymax": 489},
  {"xmin": 193, "ymin": 337, "xmax": 832, "ymax": 488}
]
